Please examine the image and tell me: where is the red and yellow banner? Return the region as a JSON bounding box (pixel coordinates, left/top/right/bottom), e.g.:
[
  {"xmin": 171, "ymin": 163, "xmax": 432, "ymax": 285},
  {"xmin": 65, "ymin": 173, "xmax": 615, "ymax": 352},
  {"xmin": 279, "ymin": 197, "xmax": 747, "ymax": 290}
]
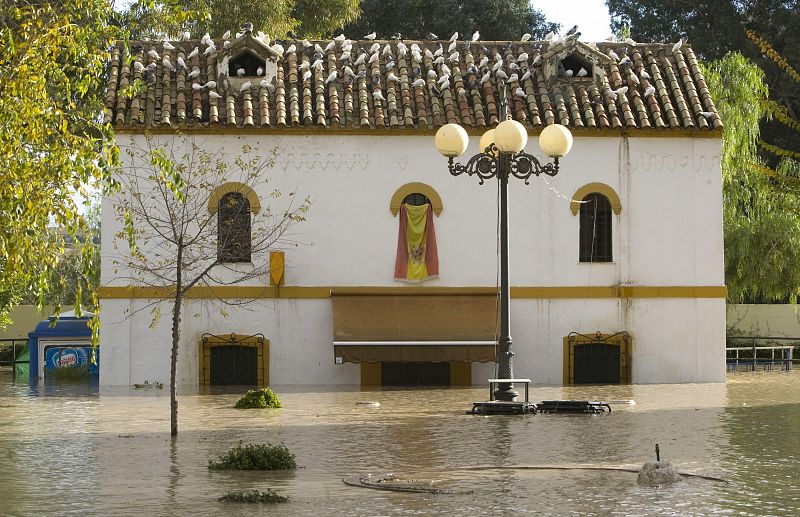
[{"xmin": 394, "ymin": 203, "xmax": 439, "ymax": 282}]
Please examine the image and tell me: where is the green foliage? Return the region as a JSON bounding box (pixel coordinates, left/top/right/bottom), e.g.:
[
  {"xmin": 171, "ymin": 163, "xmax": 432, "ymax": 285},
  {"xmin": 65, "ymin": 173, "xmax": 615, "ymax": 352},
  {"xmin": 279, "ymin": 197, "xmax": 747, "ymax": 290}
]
[
  {"xmin": 132, "ymin": 380, "xmax": 164, "ymax": 389},
  {"xmin": 124, "ymin": 0, "xmax": 360, "ymax": 39},
  {"xmin": 234, "ymin": 387, "xmax": 282, "ymax": 409},
  {"xmin": 40, "ymin": 198, "xmax": 101, "ymax": 312},
  {"xmin": 208, "ymin": 443, "xmax": 297, "ymax": 471},
  {"xmin": 746, "ymin": 31, "xmax": 800, "ymax": 165},
  {"xmin": 702, "ymin": 52, "xmax": 800, "ymax": 302},
  {"xmin": 341, "ymin": 0, "xmax": 558, "ymax": 41},
  {"xmin": 114, "ymin": 0, "xmax": 210, "ymax": 40},
  {"xmin": 0, "ymin": 0, "xmax": 203, "ymax": 332},
  {"xmin": 0, "ymin": 0, "xmax": 117, "ymax": 325},
  {"xmin": 702, "ymin": 53, "xmax": 768, "ymax": 180},
  {"xmin": 46, "ymin": 365, "xmax": 91, "ymax": 382},
  {"xmin": 218, "ymin": 489, "xmax": 288, "ymax": 503}
]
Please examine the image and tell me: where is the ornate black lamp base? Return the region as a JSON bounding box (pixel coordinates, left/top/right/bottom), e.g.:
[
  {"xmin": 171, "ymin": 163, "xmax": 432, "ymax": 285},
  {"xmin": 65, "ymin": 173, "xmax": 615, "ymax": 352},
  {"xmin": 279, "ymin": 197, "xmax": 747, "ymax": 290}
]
[
  {"xmin": 469, "ymin": 378, "xmax": 533, "ymax": 415},
  {"xmin": 493, "ymin": 385, "xmax": 519, "ymax": 402},
  {"xmin": 470, "ymin": 401, "xmax": 538, "ymax": 415}
]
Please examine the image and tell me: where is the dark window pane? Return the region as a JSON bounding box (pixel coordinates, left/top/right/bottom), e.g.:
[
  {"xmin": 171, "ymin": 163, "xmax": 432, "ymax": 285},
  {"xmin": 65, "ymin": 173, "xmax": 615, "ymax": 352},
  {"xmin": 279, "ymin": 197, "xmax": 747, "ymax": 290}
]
[
  {"xmin": 579, "ymin": 193, "xmax": 612, "ymax": 262},
  {"xmin": 573, "ymin": 343, "xmax": 621, "ymax": 384},
  {"xmin": 218, "ymin": 192, "xmax": 251, "ymax": 263},
  {"xmin": 403, "ymin": 193, "xmax": 430, "ymax": 206},
  {"xmin": 210, "ymin": 345, "xmax": 258, "ymax": 385},
  {"xmin": 381, "ymin": 362, "xmax": 450, "ymax": 386}
]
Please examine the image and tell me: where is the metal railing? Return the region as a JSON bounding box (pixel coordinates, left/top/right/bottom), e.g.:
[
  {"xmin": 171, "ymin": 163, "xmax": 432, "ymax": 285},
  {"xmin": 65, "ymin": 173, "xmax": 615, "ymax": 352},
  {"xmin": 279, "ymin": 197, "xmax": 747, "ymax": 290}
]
[
  {"xmin": 0, "ymin": 338, "xmax": 29, "ymax": 381},
  {"xmin": 726, "ymin": 336, "xmax": 799, "ymax": 371}
]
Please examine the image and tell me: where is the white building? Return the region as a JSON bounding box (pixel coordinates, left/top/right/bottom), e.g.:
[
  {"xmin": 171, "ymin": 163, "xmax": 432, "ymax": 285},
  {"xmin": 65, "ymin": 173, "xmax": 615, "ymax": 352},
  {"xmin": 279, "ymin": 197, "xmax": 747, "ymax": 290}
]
[{"xmin": 100, "ymin": 32, "xmax": 725, "ymax": 387}]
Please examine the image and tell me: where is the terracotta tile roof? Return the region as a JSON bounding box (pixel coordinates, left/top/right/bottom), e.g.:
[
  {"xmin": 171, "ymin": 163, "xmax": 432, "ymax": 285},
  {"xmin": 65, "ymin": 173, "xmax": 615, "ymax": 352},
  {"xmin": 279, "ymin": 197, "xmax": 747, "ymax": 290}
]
[{"xmin": 105, "ymin": 35, "xmax": 722, "ymax": 132}]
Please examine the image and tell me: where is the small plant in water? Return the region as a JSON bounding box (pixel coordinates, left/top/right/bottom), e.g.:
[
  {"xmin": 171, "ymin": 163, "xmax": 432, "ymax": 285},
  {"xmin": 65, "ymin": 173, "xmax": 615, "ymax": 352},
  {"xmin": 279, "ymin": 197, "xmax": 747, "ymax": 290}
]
[
  {"xmin": 208, "ymin": 442, "xmax": 296, "ymax": 470},
  {"xmin": 132, "ymin": 380, "xmax": 164, "ymax": 390},
  {"xmin": 46, "ymin": 366, "xmax": 91, "ymax": 382},
  {"xmin": 218, "ymin": 489, "xmax": 288, "ymax": 503},
  {"xmin": 234, "ymin": 387, "xmax": 282, "ymax": 408}
]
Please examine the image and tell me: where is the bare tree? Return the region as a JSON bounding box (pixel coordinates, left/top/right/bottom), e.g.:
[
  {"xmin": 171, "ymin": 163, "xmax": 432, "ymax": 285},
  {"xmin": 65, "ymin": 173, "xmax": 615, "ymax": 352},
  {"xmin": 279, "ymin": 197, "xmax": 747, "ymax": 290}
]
[{"xmin": 111, "ymin": 134, "xmax": 310, "ymax": 436}]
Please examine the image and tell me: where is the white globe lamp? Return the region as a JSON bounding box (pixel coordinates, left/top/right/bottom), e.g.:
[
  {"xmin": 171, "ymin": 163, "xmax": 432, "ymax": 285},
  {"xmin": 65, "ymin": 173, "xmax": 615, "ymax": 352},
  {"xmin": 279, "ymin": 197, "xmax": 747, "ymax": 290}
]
[
  {"xmin": 494, "ymin": 119, "xmax": 528, "ymax": 153},
  {"xmin": 479, "ymin": 129, "xmax": 496, "ymax": 155},
  {"xmin": 434, "ymin": 123, "xmax": 469, "ymax": 157},
  {"xmin": 538, "ymin": 124, "xmax": 573, "ymax": 158}
]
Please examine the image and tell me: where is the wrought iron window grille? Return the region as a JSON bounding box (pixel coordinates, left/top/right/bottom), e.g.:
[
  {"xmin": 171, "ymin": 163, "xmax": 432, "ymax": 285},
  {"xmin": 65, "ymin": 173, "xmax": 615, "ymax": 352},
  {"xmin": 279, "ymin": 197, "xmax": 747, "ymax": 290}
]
[
  {"xmin": 218, "ymin": 192, "xmax": 252, "ymax": 263},
  {"xmin": 579, "ymin": 193, "xmax": 612, "ymax": 262}
]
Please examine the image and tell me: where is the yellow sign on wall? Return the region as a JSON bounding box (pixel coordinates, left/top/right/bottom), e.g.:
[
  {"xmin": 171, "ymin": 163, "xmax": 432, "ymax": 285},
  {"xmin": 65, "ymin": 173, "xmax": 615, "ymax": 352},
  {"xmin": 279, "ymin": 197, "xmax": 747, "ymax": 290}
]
[{"xmin": 270, "ymin": 251, "xmax": 285, "ymax": 286}]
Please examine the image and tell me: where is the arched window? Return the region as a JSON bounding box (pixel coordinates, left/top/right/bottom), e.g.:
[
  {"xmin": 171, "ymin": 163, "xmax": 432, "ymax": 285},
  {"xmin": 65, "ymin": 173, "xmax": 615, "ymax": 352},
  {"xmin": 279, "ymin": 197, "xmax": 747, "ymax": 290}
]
[
  {"xmin": 218, "ymin": 192, "xmax": 251, "ymax": 263},
  {"xmin": 579, "ymin": 193, "xmax": 612, "ymax": 262},
  {"xmin": 402, "ymin": 192, "xmax": 430, "ymax": 206},
  {"xmin": 389, "ymin": 182, "xmax": 443, "ymax": 216}
]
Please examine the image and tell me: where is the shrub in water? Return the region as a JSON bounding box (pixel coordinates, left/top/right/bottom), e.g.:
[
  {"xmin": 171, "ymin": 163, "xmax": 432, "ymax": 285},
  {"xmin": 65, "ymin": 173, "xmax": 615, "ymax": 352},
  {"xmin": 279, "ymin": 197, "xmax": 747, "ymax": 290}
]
[
  {"xmin": 46, "ymin": 366, "xmax": 91, "ymax": 382},
  {"xmin": 132, "ymin": 380, "xmax": 164, "ymax": 390},
  {"xmin": 208, "ymin": 442, "xmax": 296, "ymax": 470},
  {"xmin": 234, "ymin": 387, "xmax": 282, "ymax": 409},
  {"xmin": 218, "ymin": 489, "xmax": 288, "ymax": 503}
]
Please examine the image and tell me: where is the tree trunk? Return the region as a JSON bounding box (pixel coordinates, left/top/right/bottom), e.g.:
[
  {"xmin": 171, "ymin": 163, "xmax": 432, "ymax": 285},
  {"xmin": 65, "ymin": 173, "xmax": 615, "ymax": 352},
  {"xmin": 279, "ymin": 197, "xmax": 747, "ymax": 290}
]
[
  {"xmin": 170, "ymin": 292, "xmax": 181, "ymax": 436},
  {"xmin": 171, "ymin": 243, "xmax": 183, "ymax": 437}
]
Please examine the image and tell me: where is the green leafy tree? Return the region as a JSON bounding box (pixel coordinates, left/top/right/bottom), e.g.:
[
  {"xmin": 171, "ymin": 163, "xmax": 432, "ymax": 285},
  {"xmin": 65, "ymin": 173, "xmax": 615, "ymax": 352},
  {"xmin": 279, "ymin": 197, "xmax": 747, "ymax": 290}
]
[
  {"xmin": 605, "ymin": 0, "xmax": 800, "ymax": 162},
  {"xmin": 746, "ymin": 31, "xmax": 800, "ymax": 165},
  {"xmin": 0, "ymin": 0, "xmax": 117, "ymax": 329},
  {"xmin": 0, "ymin": 0, "xmax": 202, "ymax": 331},
  {"xmin": 703, "ymin": 52, "xmax": 800, "ymax": 302},
  {"xmin": 341, "ymin": 0, "xmax": 558, "ymax": 41},
  {"xmin": 123, "ymin": 0, "xmax": 360, "ymax": 40},
  {"xmin": 44, "ymin": 199, "xmax": 101, "ymax": 312}
]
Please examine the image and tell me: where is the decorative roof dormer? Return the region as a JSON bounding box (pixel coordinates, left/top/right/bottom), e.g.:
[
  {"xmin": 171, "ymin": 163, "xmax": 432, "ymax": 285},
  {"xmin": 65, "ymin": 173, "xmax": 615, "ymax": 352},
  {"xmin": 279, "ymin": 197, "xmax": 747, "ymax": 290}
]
[
  {"xmin": 541, "ymin": 38, "xmax": 613, "ymax": 87},
  {"xmin": 216, "ymin": 24, "xmax": 281, "ymax": 92}
]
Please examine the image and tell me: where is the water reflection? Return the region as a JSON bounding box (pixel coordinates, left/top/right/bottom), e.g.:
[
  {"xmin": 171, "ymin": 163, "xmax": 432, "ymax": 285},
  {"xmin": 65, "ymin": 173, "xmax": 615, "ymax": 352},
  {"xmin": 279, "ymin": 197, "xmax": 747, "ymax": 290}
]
[{"xmin": 0, "ymin": 370, "xmax": 798, "ymax": 515}]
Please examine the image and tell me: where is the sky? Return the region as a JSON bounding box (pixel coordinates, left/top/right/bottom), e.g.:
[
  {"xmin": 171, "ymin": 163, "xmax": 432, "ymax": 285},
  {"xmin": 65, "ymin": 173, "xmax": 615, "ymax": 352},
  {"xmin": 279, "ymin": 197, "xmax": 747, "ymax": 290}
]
[{"xmin": 534, "ymin": 0, "xmax": 615, "ymax": 42}]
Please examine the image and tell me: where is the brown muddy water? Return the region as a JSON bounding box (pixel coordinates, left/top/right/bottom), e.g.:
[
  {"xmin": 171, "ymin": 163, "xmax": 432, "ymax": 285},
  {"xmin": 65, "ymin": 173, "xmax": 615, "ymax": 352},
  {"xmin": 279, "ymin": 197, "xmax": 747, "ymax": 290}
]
[{"xmin": 1, "ymin": 370, "xmax": 799, "ymax": 516}]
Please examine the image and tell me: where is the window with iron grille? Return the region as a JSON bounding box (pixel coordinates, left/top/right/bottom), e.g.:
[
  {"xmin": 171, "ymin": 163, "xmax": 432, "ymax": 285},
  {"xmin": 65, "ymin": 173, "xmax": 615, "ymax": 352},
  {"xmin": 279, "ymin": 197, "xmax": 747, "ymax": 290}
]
[
  {"xmin": 218, "ymin": 192, "xmax": 251, "ymax": 263},
  {"xmin": 403, "ymin": 192, "xmax": 430, "ymax": 206},
  {"xmin": 579, "ymin": 193, "xmax": 612, "ymax": 262}
]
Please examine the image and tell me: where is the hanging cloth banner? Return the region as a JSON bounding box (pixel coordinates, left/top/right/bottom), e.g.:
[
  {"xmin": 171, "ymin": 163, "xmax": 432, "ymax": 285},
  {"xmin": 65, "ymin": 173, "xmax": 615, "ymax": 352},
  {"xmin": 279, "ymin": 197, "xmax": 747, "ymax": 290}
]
[{"xmin": 394, "ymin": 203, "xmax": 439, "ymax": 282}]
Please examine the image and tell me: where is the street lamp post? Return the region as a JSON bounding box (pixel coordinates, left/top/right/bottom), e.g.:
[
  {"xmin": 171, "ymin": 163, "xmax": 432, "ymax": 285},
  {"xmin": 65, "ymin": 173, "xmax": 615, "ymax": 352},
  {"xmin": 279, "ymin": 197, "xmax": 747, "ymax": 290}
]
[{"xmin": 434, "ymin": 92, "xmax": 573, "ymax": 403}]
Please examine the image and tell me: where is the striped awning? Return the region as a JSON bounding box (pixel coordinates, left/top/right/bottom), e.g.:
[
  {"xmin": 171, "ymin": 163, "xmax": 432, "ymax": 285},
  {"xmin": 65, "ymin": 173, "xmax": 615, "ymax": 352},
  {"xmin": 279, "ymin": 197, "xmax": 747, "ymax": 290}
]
[
  {"xmin": 334, "ymin": 340, "xmax": 496, "ymax": 363},
  {"xmin": 331, "ymin": 293, "xmax": 498, "ymax": 363}
]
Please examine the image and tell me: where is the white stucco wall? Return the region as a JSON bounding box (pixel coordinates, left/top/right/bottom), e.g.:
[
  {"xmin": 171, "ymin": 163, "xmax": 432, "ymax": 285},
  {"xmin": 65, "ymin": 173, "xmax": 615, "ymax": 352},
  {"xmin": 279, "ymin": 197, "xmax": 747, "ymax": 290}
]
[
  {"xmin": 100, "ymin": 132, "xmax": 725, "ymax": 386},
  {"xmin": 727, "ymin": 304, "xmax": 800, "ymax": 338}
]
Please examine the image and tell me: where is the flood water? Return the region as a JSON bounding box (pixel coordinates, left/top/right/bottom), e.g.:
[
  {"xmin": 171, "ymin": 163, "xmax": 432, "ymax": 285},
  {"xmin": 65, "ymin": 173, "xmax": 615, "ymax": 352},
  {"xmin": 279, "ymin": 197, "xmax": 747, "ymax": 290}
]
[{"xmin": 1, "ymin": 370, "xmax": 799, "ymax": 516}]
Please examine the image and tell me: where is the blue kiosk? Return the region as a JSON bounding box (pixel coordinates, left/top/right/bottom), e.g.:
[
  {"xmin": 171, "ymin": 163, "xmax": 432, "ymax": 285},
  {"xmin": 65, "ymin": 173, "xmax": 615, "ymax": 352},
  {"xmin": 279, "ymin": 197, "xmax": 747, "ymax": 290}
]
[{"xmin": 29, "ymin": 311, "xmax": 98, "ymax": 383}]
